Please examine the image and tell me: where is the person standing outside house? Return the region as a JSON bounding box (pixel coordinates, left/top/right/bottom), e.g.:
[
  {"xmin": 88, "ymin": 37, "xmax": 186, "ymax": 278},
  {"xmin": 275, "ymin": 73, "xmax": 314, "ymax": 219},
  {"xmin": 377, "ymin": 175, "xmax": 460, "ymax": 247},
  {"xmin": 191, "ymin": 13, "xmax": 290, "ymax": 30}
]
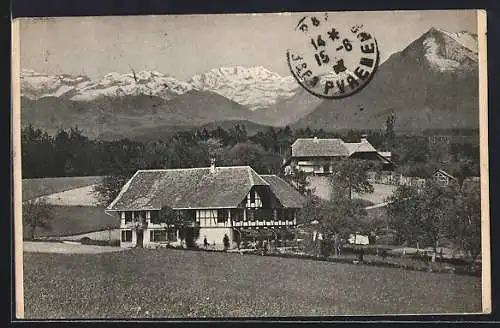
[
  {"xmin": 223, "ymin": 234, "xmax": 230, "ymax": 251},
  {"xmin": 358, "ymin": 245, "xmax": 365, "ymax": 263},
  {"xmin": 203, "ymin": 236, "xmax": 209, "ymax": 249}
]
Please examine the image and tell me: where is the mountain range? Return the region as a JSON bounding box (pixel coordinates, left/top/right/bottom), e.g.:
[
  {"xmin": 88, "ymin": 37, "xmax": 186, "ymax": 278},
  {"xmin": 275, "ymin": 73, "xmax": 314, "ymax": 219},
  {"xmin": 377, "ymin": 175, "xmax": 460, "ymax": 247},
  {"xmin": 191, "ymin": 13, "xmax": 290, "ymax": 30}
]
[
  {"xmin": 20, "ymin": 27, "xmax": 479, "ymax": 140},
  {"xmin": 293, "ymin": 28, "xmax": 479, "ymax": 131}
]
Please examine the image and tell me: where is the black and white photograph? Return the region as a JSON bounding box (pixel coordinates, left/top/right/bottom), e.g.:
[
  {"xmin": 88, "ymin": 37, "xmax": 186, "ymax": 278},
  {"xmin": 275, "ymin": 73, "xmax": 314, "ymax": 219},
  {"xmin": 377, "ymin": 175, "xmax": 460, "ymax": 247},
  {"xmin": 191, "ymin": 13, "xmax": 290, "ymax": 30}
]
[{"xmin": 12, "ymin": 9, "xmax": 489, "ymax": 319}]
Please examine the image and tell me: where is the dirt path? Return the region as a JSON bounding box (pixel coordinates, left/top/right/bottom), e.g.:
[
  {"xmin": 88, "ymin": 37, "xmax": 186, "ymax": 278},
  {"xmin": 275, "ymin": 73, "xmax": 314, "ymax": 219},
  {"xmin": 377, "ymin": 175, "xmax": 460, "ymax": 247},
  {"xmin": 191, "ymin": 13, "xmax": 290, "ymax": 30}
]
[{"xmin": 23, "ymin": 241, "xmax": 128, "ymax": 254}]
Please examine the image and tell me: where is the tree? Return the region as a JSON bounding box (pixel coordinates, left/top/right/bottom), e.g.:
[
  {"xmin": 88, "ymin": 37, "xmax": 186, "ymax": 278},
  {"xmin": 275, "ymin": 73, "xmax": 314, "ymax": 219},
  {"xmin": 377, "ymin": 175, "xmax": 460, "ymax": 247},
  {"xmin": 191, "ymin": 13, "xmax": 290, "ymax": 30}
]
[
  {"xmin": 392, "ymin": 135, "xmax": 429, "ymax": 165},
  {"xmin": 158, "ymin": 206, "xmax": 199, "ymax": 248},
  {"xmin": 386, "ymin": 181, "xmax": 456, "ymax": 259},
  {"xmin": 297, "ymin": 195, "xmax": 366, "ymax": 255},
  {"xmin": 21, "ymin": 125, "xmax": 56, "ymax": 178},
  {"xmin": 385, "ymin": 111, "xmax": 396, "ymax": 150},
  {"xmin": 448, "ymin": 142, "xmax": 480, "ymax": 185},
  {"xmin": 53, "ymin": 128, "xmax": 73, "ymax": 176},
  {"xmin": 94, "ymin": 175, "xmax": 130, "ymax": 207},
  {"xmin": 282, "ymin": 167, "xmax": 313, "ymax": 196},
  {"xmin": 221, "ymin": 141, "xmax": 281, "ymax": 174},
  {"xmin": 319, "ymin": 198, "xmax": 366, "ymax": 239},
  {"xmin": 23, "ymin": 198, "xmax": 54, "ymax": 240},
  {"xmin": 227, "ymin": 124, "xmax": 248, "ymax": 146},
  {"xmin": 385, "ymin": 184, "xmax": 423, "ymax": 245},
  {"xmin": 329, "ymin": 159, "xmax": 376, "ymax": 201},
  {"xmin": 198, "ymin": 138, "xmax": 224, "ymax": 159},
  {"xmin": 278, "ymin": 125, "xmax": 294, "ymax": 152},
  {"xmin": 447, "ymin": 182, "xmax": 482, "ymax": 264},
  {"xmin": 159, "ymin": 205, "xmax": 181, "ymax": 227},
  {"xmin": 211, "ymin": 126, "xmax": 231, "ymax": 145}
]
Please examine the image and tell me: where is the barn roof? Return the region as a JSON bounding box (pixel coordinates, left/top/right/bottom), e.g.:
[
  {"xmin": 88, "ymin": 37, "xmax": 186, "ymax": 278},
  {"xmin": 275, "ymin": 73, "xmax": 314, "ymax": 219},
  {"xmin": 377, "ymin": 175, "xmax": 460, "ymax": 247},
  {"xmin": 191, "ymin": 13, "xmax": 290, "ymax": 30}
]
[
  {"xmin": 260, "ymin": 175, "xmax": 306, "ymax": 208},
  {"xmin": 343, "ymin": 141, "xmax": 377, "ymax": 154},
  {"xmin": 291, "ymin": 138, "xmax": 378, "ymax": 158},
  {"xmin": 106, "ymin": 166, "xmax": 304, "ymax": 211},
  {"xmin": 291, "ymin": 138, "xmax": 350, "ymax": 157},
  {"xmin": 433, "ymin": 169, "xmax": 457, "ymax": 181}
]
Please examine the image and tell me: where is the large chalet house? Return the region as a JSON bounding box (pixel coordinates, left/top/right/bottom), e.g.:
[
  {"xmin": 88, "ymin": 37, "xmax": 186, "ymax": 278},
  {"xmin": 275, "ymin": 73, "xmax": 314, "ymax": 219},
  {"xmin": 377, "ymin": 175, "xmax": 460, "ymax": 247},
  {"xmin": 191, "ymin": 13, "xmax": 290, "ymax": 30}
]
[
  {"xmin": 105, "ymin": 163, "xmax": 305, "ymax": 249},
  {"xmin": 285, "ymin": 135, "xmax": 394, "ymax": 176},
  {"xmin": 283, "ymin": 136, "xmax": 395, "ymax": 200}
]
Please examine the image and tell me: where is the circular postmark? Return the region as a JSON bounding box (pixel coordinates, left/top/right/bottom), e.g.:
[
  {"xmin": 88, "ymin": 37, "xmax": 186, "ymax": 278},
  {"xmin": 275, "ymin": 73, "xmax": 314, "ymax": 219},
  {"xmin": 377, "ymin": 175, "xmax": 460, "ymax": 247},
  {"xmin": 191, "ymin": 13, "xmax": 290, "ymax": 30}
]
[{"xmin": 286, "ymin": 14, "xmax": 379, "ymax": 99}]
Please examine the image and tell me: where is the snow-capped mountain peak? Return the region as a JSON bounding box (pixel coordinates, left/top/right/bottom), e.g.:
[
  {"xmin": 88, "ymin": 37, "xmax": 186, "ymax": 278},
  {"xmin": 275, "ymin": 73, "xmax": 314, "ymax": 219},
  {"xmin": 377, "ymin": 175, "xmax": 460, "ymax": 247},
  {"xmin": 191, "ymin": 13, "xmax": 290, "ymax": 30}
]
[
  {"xmin": 20, "ymin": 69, "xmax": 91, "ymax": 99},
  {"xmin": 188, "ymin": 66, "xmax": 299, "ymax": 110},
  {"xmin": 21, "ymin": 66, "xmax": 298, "ymax": 110},
  {"xmin": 20, "ymin": 69, "xmax": 193, "ymax": 101},
  {"xmin": 20, "ymin": 28, "xmax": 478, "ymax": 106},
  {"xmin": 416, "ymin": 27, "xmax": 478, "ymax": 72},
  {"xmin": 433, "ymin": 28, "xmax": 478, "ymax": 53},
  {"xmin": 71, "ymin": 70, "xmax": 192, "ymax": 101}
]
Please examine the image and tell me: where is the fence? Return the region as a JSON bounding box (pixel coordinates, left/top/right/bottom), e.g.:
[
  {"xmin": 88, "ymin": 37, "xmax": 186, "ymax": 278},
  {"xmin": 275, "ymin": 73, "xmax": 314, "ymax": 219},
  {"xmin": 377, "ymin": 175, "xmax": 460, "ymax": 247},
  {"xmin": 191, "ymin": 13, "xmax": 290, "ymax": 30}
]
[{"xmin": 368, "ymin": 172, "xmax": 426, "ymax": 187}]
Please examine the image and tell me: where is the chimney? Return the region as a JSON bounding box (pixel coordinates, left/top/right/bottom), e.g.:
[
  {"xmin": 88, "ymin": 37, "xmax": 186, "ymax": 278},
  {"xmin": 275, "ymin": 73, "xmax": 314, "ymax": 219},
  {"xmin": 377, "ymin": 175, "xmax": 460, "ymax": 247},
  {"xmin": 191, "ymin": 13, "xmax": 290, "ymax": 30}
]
[
  {"xmin": 209, "ymin": 157, "xmax": 216, "ymax": 174},
  {"xmin": 360, "ymin": 134, "xmax": 368, "ymax": 142}
]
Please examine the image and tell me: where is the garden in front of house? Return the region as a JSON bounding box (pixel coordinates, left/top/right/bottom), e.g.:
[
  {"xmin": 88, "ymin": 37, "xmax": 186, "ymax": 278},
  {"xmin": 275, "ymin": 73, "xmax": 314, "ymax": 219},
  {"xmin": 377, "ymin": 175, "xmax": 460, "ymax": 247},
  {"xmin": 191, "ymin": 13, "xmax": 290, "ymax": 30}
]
[{"xmin": 23, "ymin": 247, "xmax": 482, "ymax": 319}]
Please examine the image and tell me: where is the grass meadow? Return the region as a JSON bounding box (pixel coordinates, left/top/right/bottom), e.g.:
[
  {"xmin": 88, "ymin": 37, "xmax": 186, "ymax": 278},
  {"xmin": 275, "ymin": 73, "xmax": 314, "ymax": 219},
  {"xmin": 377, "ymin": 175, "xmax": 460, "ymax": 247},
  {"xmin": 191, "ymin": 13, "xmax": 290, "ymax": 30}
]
[
  {"xmin": 23, "ymin": 248, "xmax": 482, "ymax": 319},
  {"xmin": 22, "ymin": 176, "xmax": 103, "ymax": 201},
  {"xmin": 23, "ymin": 205, "xmax": 119, "ymax": 239}
]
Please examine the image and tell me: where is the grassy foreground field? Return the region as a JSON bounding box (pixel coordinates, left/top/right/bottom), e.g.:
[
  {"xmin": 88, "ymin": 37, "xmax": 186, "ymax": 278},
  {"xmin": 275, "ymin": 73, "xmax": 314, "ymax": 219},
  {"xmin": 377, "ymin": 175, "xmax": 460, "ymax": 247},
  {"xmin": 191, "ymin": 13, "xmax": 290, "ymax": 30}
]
[{"xmin": 23, "ymin": 248, "xmax": 482, "ymax": 318}]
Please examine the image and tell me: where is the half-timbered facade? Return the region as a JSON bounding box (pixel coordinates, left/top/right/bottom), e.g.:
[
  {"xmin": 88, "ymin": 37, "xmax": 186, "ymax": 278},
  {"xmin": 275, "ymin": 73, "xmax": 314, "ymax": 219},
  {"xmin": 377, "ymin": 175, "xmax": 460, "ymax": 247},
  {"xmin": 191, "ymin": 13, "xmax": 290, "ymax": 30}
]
[{"xmin": 105, "ymin": 165, "xmax": 305, "ymax": 249}]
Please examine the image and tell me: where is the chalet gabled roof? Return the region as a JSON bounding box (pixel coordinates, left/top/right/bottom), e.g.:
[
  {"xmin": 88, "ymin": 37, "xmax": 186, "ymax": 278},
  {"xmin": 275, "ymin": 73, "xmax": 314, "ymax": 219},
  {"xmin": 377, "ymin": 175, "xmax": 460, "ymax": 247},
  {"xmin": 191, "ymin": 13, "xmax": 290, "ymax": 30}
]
[
  {"xmin": 343, "ymin": 140, "xmax": 377, "ymax": 155},
  {"xmin": 291, "ymin": 138, "xmax": 350, "ymax": 157},
  {"xmin": 291, "ymin": 138, "xmax": 379, "ymax": 158},
  {"xmin": 260, "ymin": 175, "xmax": 306, "ymax": 208},
  {"xmin": 106, "ymin": 166, "xmax": 269, "ymax": 211}
]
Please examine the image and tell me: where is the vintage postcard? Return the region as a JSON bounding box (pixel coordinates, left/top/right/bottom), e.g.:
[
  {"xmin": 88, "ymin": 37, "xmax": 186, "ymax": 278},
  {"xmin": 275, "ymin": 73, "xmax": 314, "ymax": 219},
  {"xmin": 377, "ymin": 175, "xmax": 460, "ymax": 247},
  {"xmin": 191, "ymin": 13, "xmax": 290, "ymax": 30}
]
[{"xmin": 12, "ymin": 9, "xmax": 489, "ymax": 319}]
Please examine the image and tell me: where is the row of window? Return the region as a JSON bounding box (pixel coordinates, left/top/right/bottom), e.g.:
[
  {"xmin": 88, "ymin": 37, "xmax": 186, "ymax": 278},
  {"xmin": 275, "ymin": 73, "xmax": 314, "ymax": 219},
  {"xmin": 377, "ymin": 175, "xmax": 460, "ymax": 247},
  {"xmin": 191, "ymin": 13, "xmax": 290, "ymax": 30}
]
[
  {"xmin": 120, "ymin": 230, "xmax": 178, "ymax": 243},
  {"xmin": 121, "ymin": 230, "xmax": 132, "ymax": 242},
  {"xmin": 150, "ymin": 230, "xmax": 177, "ymax": 242}
]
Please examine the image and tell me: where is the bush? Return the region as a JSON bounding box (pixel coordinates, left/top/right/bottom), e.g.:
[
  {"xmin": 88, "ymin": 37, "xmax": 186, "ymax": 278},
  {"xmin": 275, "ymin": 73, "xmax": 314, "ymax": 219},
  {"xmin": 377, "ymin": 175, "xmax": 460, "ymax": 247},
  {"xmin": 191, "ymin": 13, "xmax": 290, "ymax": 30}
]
[
  {"xmin": 375, "ymin": 233, "xmax": 397, "ymax": 245},
  {"xmin": 342, "ymin": 245, "xmax": 394, "ymax": 256}
]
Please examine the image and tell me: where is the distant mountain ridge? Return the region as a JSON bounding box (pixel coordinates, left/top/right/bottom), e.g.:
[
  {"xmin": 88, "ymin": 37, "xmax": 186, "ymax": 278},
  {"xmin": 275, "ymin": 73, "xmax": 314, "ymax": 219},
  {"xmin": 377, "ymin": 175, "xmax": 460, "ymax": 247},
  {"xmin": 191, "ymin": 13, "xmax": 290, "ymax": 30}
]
[
  {"xmin": 20, "ymin": 27, "xmax": 479, "ymax": 139},
  {"xmin": 292, "ymin": 28, "xmax": 479, "ymax": 131},
  {"xmin": 21, "ymin": 90, "xmax": 263, "ymax": 139},
  {"xmin": 21, "ymin": 66, "xmax": 298, "ymax": 111}
]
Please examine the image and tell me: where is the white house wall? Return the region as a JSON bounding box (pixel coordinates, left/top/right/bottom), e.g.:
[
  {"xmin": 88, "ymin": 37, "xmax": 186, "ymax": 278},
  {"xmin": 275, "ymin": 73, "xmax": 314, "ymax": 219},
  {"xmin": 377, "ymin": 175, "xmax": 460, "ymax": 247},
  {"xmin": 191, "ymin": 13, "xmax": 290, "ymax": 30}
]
[
  {"xmin": 196, "ymin": 209, "xmax": 232, "ymax": 228},
  {"xmin": 197, "ymin": 227, "xmax": 234, "ymax": 249}
]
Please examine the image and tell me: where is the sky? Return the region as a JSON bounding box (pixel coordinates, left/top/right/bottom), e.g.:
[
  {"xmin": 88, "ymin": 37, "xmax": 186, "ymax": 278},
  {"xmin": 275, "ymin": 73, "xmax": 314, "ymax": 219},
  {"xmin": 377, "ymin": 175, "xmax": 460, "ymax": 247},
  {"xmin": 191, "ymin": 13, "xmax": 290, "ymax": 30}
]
[{"xmin": 19, "ymin": 10, "xmax": 478, "ymax": 81}]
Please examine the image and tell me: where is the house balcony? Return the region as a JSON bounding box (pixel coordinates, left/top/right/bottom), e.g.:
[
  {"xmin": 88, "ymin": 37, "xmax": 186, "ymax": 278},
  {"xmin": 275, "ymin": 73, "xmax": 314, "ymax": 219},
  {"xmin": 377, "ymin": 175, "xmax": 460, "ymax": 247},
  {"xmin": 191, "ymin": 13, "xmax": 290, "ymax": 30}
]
[
  {"xmin": 121, "ymin": 219, "xmax": 198, "ymax": 229},
  {"xmin": 233, "ymin": 218, "xmax": 297, "ymax": 228}
]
